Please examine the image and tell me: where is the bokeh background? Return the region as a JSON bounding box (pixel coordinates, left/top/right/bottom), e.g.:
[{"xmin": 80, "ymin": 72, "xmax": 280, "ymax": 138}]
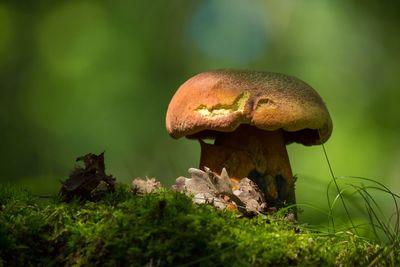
[{"xmin": 1, "ymin": 1, "xmax": 399, "ymax": 225}]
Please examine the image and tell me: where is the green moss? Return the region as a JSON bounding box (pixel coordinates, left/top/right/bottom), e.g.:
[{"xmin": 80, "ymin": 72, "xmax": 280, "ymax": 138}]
[{"xmin": 0, "ymin": 184, "xmax": 398, "ymax": 266}]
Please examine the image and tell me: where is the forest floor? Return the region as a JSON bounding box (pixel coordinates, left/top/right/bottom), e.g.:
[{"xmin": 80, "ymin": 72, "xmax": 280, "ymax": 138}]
[{"xmin": 0, "ymin": 183, "xmax": 399, "ymax": 267}]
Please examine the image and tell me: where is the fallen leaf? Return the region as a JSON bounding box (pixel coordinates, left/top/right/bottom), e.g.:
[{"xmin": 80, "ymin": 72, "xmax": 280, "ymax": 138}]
[
  {"xmin": 59, "ymin": 152, "xmax": 116, "ymax": 202},
  {"xmin": 132, "ymin": 178, "xmax": 162, "ymax": 194},
  {"xmin": 172, "ymin": 167, "xmax": 268, "ymax": 216}
]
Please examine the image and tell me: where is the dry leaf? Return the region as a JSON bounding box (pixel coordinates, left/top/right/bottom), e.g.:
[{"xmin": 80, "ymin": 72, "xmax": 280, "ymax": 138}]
[
  {"xmin": 172, "ymin": 167, "xmax": 268, "ymax": 216},
  {"xmin": 59, "ymin": 152, "xmax": 116, "ymax": 202},
  {"xmin": 132, "ymin": 178, "xmax": 161, "ymax": 194}
]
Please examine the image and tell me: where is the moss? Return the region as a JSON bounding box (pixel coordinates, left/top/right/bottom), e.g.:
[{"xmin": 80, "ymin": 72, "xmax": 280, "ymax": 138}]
[{"xmin": 0, "ymin": 184, "xmax": 398, "ymax": 266}]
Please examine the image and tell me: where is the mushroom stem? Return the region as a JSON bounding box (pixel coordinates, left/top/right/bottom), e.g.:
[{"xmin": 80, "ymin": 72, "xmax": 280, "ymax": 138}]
[{"xmin": 199, "ymin": 125, "xmax": 295, "ymax": 208}]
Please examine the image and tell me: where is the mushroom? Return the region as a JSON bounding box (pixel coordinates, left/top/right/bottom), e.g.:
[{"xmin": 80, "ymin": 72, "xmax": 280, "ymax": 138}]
[{"xmin": 166, "ymin": 70, "xmax": 332, "ymax": 209}]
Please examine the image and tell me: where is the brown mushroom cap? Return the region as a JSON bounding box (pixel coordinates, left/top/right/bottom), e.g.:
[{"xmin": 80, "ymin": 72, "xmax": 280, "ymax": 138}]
[{"xmin": 166, "ymin": 69, "xmax": 332, "ymax": 145}]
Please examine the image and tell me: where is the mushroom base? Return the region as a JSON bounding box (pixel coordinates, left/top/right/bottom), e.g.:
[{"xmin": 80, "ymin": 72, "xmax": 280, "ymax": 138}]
[{"xmin": 198, "ymin": 125, "xmax": 295, "ymax": 209}]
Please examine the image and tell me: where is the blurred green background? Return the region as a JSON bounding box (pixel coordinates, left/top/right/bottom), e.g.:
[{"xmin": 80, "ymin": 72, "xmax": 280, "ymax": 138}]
[{"xmin": 1, "ymin": 1, "xmax": 399, "ymax": 224}]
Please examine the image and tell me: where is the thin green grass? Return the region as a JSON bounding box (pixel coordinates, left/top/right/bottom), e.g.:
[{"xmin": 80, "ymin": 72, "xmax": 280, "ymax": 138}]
[
  {"xmin": 320, "ymin": 141, "xmax": 400, "ymax": 248},
  {"xmin": 325, "ymin": 176, "xmax": 400, "ymax": 244}
]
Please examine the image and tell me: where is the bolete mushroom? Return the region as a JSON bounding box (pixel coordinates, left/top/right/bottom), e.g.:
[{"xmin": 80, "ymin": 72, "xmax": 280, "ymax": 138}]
[{"xmin": 166, "ymin": 70, "xmax": 332, "ymax": 209}]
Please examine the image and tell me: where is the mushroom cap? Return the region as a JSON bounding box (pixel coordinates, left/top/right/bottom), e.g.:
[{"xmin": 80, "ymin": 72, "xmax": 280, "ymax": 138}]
[{"xmin": 166, "ymin": 69, "xmax": 332, "ymax": 145}]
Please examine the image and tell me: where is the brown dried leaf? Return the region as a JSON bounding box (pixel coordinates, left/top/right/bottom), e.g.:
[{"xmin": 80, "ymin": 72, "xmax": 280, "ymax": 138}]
[{"xmin": 59, "ymin": 152, "xmax": 116, "ymax": 202}]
